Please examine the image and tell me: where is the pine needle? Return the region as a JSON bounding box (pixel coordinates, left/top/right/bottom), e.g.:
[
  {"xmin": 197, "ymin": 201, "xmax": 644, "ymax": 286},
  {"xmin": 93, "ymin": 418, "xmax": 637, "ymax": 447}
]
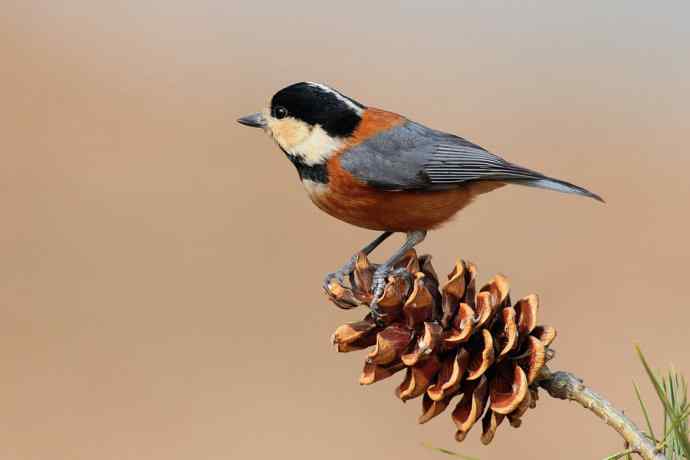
[
  {"xmin": 602, "ymin": 449, "xmax": 636, "ymax": 460},
  {"xmin": 635, "ymin": 346, "xmax": 690, "ymax": 459},
  {"xmin": 633, "ymin": 381, "xmax": 657, "ymax": 442},
  {"xmin": 421, "ymin": 443, "xmax": 481, "ymax": 460}
]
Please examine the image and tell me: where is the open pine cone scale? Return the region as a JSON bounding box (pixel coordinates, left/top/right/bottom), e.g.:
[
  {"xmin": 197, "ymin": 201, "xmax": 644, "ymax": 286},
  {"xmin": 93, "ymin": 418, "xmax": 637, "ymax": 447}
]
[{"xmin": 328, "ymin": 250, "xmax": 557, "ymax": 444}]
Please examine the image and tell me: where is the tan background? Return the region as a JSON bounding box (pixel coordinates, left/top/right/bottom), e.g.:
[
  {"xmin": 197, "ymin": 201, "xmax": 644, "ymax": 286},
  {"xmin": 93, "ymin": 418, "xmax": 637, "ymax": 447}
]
[{"xmin": 1, "ymin": 1, "xmax": 689, "ymax": 459}]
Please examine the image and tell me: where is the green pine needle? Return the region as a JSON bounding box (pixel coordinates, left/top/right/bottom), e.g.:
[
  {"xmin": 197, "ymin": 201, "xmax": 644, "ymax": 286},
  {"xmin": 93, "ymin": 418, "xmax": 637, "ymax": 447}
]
[
  {"xmin": 633, "ymin": 381, "xmax": 657, "ymax": 442},
  {"xmin": 602, "ymin": 450, "xmax": 636, "ymax": 460},
  {"xmin": 422, "ymin": 443, "xmax": 481, "ymax": 460},
  {"xmin": 634, "ymin": 345, "xmax": 690, "ymax": 459}
]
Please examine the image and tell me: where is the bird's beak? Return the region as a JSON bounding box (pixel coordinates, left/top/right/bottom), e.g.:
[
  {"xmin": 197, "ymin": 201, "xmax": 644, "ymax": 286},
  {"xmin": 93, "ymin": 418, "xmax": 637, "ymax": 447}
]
[{"xmin": 237, "ymin": 112, "xmax": 267, "ymax": 128}]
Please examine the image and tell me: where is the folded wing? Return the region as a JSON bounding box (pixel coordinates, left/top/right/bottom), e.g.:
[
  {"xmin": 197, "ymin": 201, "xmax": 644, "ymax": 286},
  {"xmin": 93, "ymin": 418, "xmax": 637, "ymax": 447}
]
[{"xmin": 339, "ymin": 120, "xmax": 602, "ymax": 202}]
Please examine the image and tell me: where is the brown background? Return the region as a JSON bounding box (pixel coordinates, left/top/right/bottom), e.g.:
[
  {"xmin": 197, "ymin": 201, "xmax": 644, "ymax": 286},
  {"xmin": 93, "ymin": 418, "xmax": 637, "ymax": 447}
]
[{"xmin": 1, "ymin": 2, "xmax": 689, "ymax": 459}]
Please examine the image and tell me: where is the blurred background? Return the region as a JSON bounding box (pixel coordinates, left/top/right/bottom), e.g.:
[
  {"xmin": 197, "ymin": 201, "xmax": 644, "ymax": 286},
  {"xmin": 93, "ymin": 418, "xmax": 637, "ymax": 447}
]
[{"xmin": 1, "ymin": 1, "xmax": 689, "ymax": 459}]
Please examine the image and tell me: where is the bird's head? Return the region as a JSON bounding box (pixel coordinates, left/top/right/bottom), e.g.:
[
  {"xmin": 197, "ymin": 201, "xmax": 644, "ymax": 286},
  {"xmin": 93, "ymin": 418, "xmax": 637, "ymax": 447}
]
[{"xmin": 238, "ymin": 82, "xmax": 365, "ymax": 165}]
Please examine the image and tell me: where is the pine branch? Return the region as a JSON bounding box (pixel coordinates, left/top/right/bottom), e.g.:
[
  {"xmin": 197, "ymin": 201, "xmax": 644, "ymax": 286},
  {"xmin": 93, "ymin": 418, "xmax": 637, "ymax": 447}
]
[{"xmin": 539, "ymin": 367, "xmax": 666, "ymax": 460}]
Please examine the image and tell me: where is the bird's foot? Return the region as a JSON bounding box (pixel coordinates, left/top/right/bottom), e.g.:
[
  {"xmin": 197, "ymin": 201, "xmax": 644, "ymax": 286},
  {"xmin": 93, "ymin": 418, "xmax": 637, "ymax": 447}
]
[
  {"xmin": 368, "ymin": 264, "xmax": 407, "ymax": 326},
  {"xmin": 371, "ymin": 264, "xmax": 392, "ymax": 302},
  {"xmin": 322, "ymin": 255, "xmax": 358, "ymax": 291},
  {"xmin": 371, "ymin": 265, "xmax": 412, "ymax": 296}
]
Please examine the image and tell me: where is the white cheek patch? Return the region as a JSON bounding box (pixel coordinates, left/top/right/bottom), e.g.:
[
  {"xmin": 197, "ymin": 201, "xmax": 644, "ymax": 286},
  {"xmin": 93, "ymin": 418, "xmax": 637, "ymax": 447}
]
[
  {"xmin": 267, "ymin": 117, "xmax": 310, "ymax": 150},
  {"xmin": 268, "ymin": 116, "xmax": 343, "ymax": 166},
  {"xmin": 288, "ymin": 125, "xmax": 343, "ymax": 166}
]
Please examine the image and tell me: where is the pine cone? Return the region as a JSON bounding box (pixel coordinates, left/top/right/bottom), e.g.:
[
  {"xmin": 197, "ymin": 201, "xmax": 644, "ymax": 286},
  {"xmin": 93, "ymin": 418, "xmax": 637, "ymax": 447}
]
[{"xmin": 328, "ymin": 251, "xmax": 557, "ymax": 444}]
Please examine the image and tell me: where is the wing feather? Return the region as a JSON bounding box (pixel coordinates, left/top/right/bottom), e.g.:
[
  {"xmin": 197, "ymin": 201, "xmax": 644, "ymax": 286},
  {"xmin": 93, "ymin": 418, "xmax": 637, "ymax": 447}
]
[{"xmin": 339, "ymin": 119, "xmax": 602, "ymax": 201}]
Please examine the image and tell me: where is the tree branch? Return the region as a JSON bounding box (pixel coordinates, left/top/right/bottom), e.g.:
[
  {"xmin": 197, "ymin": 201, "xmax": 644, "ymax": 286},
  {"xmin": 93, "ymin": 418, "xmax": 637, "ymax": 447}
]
[{"xmin": 539, "ymin": 368, "xmax": 666, "ymax": 460}]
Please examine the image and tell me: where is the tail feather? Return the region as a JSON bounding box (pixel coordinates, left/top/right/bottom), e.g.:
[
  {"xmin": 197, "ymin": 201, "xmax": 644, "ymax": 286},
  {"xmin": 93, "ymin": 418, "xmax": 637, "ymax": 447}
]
[{"xmin": 513, "ymin": 176, "xmax": 605, "ymax": 203}]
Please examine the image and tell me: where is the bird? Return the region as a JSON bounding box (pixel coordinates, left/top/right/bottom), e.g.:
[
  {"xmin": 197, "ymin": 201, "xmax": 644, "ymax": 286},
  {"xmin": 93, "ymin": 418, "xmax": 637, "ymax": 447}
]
[{"xmin": 238, "ymin": 81, "xmax": 602, "ymax": 320}]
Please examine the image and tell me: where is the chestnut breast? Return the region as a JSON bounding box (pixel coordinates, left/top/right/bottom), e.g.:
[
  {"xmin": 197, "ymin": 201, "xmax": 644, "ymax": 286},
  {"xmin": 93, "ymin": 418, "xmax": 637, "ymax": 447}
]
[{"xmin": 302, "ymin": 159, "xmax": 503, "ymax": 232}]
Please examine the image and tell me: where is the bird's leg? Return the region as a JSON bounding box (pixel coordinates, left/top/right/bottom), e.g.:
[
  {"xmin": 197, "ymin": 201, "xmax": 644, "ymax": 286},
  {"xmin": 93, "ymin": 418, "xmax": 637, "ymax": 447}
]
[
  {"xmin": 370, "ymin": 230, "xmax": 427, "ymax": 321},
  {"xmin": 323, "ymin": 231, "xmax": 393, "ymax": 291}
]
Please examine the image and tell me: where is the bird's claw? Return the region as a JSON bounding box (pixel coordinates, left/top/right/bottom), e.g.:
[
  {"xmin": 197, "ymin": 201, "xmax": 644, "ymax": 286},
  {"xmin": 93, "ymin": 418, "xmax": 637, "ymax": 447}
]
[
  {"xmin": 390, "ymin": 267, "xmax": 413, "ymax": 289},
  {"xmin": 327, "ymin": 259, "xmax": 410, "ymax": 327},
  {"xmin": 372, "ymin": 273, "xmax": 388, "ymax": 302},
  {"xmin": 372, "ymin": 264, "xmax": 410, "ymax": 297},
  {"xmin": 323, "ymin": 270, "xmax": 346, "ymax": 292},
  {"xmin": 323, "ymin": 255, "xmax": 358, "ymax": 292},
  {"xmin": 368, "ymin": 264, "xmax": 394, "ymax": 325}
]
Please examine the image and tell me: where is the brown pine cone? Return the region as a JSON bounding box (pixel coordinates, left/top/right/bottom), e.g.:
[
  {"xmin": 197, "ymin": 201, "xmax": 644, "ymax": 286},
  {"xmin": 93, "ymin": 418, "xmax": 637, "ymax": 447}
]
[{"xmin": 328, "ymin": 251, "xmax": 556, "ymax": 444}]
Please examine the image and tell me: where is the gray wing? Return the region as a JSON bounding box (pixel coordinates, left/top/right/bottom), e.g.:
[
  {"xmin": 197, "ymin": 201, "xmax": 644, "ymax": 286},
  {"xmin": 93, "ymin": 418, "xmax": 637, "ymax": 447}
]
[
  {"xmin": 339, "ymin": 120, "xmax": 603, "ymax": 201},
  {"xmin": 340, "ymin": 120, "xmax": 541, "ymax": 190}
]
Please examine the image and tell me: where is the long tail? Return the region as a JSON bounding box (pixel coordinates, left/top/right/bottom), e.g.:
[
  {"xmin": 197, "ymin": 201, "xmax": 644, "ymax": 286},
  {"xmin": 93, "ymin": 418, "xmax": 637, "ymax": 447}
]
[{"xmin": 511, "ymin": 176, "xmax": 604, "ymax": 203}]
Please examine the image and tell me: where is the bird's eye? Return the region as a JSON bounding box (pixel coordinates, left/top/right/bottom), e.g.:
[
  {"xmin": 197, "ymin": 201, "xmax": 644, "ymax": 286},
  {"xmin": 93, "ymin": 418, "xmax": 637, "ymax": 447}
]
[{"xmin": 273, "ymin": 106, "xmax": 288, "ymax": 119}]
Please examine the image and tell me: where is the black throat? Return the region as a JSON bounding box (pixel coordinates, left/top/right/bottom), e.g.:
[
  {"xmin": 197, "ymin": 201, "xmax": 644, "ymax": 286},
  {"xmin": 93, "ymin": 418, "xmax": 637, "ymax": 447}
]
[{"xmin": 281, "ymin": 148, "xmax": 329, "ymax": 184}]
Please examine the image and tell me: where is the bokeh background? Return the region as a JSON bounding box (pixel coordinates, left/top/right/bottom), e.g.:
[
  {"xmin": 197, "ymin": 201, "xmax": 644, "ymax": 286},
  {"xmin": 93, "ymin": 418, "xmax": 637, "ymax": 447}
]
[{"xmin": 2, "ymin": 1, "xmax": 689, "ymax": 459}]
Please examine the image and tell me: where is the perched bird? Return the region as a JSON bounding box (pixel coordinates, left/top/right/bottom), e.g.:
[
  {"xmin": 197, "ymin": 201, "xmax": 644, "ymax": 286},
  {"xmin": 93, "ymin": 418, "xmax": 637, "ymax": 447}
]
[{"xmin": 238, "ymin": 82, "xmax": 602, "ymax": 319}]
